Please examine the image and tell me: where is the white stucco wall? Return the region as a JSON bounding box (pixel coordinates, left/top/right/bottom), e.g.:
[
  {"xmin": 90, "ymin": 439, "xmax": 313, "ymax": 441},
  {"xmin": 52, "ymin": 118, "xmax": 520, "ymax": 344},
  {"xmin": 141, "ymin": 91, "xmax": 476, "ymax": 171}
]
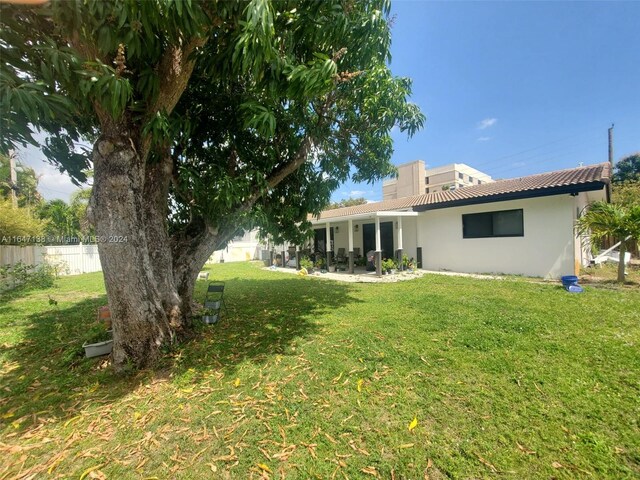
[
  {"xmin": 395, "ymin": 217, "xmax": 418, "ymax": 262},
  {"xmin": 418, "ymin": 195, "xmax": 579, "ymax": 278}
]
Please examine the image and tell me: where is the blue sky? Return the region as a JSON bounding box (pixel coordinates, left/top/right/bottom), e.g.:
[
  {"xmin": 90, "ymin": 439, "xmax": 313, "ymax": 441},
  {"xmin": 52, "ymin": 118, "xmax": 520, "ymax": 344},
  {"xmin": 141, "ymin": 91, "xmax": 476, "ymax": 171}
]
[
  {"xmin": 17, "ymin": 1, "xmax": 640, "ymax": 203},
  {"xmin": 335, "ymin": 0, "xmax": 640, "ymax": 202}
]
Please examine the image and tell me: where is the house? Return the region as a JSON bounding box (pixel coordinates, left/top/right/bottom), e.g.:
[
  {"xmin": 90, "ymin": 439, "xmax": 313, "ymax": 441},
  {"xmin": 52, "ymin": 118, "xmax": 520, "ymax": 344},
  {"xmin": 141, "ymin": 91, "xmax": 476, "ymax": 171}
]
[
  {"xmin": 309, "ymin": 163, "xmax": 610, "ymax": 279},
  {"xmin": 382, "ymin": 160, "xmax": 494, "ymax": 200}
]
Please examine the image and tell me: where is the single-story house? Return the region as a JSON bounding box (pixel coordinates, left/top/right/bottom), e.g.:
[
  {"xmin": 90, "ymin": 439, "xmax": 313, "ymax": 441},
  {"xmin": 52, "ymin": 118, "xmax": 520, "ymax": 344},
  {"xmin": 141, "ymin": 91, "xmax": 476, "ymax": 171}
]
[{"xmin": 307, "ymin": 162, "xmax": 611, "ymax": 278}]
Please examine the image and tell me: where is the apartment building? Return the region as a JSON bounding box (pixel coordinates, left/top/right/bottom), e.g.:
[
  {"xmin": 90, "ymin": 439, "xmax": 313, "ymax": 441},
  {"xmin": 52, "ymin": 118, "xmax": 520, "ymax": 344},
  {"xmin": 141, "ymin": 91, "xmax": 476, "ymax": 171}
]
[{"xmin": 382, "ymin": 160, "xmax": 493, "ymax": 200}]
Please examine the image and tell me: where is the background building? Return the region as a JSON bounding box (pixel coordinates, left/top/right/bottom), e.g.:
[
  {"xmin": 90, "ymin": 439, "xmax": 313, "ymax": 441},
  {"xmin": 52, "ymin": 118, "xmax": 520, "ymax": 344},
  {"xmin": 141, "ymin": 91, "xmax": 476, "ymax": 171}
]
[{"xmin": 383, "ymin": 160, "xmax": 494, "ymax": 200}]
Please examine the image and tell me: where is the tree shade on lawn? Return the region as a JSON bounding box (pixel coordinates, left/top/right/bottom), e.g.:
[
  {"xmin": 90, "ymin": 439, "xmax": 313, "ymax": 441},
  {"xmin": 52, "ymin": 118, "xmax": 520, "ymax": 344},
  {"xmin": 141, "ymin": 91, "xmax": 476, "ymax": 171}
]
[
  {"xmin": 1, "ymin": 264, "xmax": 639, "ymax": 478},
  {"xmin": 0, "ymin": 0, "xmax": 424, "ymax": 369}
]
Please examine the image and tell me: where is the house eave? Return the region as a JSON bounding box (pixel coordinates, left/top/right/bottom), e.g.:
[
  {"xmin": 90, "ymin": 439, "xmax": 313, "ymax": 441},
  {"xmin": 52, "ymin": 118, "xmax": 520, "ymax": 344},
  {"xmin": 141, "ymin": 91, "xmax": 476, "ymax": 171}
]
[
  {"xmin": 413, "ymin": 181, "xmax": 608, "ymax": 212},
  {"xmin": 310, "ymin": 210, "xmax": 418, "ymax": 225}
]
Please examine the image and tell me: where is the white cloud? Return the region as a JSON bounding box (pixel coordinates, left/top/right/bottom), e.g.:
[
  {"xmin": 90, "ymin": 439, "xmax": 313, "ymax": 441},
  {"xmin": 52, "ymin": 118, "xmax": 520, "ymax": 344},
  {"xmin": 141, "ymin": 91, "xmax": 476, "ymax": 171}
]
[
  {"xmin": 477, "ymin": 118, "xmax": 497, "ymax": 130},
  {"xmin": 477, "ymin": 136, "xmax": 492, "ymax": 142},
  {"xmin": 349, "ymin": 190, "xmax": 367, "ymax": 196}
]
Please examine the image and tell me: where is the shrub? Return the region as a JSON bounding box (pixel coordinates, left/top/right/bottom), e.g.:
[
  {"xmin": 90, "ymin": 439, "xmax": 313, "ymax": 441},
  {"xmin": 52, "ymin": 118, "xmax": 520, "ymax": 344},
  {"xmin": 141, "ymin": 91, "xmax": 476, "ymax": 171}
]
[
  {"xmin": 299, "ymin": 256, "xmax": 313, "ymax": 270},
  {"xmin": 0, "ymin": 261, "xmax": 57, "ymax": 292}
]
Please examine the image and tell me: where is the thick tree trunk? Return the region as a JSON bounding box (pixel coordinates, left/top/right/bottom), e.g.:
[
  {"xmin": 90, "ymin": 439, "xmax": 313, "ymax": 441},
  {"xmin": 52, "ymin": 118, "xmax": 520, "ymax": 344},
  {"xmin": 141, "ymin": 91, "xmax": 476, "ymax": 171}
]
[
  {"xmin": 91, "ymin": 134, "xmax": 176, "ymax": 370},
  {"xmin": 173, "ymin": 228, "xmax": 221, "ymax": 314},
  {"xmin": 143, "ymin": 156, "xmax": 185, "ymax": 329},
  {"xmin": 617, "ymin": 241, "xmax": 627, "ymax": 283}
]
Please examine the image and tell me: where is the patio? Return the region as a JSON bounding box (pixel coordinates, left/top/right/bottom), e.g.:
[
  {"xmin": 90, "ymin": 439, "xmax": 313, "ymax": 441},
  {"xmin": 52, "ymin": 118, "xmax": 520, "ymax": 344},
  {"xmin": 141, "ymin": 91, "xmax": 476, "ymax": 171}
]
[
  {"xmin": 264, "ymin": 265, "xmax": 427, "ymax": 283},
  {"xmin": 269, "ymin": 209, "xmax": 421, "ymax": 277}
]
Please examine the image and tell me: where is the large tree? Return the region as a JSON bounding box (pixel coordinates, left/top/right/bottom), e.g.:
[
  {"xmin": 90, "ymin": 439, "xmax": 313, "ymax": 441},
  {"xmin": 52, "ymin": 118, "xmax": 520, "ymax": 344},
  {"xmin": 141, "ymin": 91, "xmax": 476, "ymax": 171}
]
[
  {"xmin": 0, "ymin": 0, "xmax": 424, "ymax": 369},
  {"xmin": 613, "ymin": 153, "xmax": 640, "ymax": 184}
]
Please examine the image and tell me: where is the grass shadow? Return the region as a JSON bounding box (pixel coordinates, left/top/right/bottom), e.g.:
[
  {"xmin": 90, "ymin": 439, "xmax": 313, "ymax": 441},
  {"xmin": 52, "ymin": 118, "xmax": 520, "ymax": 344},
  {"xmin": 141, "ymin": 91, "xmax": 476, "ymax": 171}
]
[
  {"xmin": 174, "ymin": 274, "xmax": 363, "ymax": 378},
  {"xmin": 0, "ymin": 269, "xmax": 361, "ymax": 433}
]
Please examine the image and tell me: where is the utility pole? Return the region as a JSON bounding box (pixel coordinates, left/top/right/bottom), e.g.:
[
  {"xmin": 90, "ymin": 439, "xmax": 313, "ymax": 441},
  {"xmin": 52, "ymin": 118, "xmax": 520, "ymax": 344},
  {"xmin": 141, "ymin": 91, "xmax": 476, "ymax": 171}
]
[
  {"xmin": 9, "ymin": 149, "xmax": 17, "ymax": 208},
  {"xmin": 608, "ymin": 124, "xmax": 614, "ymax": 167},
  {"xmin": 607, "ymin": 124, "xmax": 614, "ymax": 202}
]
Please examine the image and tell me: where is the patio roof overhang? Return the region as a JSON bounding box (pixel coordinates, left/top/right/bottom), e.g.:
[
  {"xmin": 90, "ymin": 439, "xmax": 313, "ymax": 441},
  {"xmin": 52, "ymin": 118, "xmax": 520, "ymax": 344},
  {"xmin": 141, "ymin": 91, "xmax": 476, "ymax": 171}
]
[{"xmin": 309, "ymin": 210, "xmax": 418, "ymax": 225}]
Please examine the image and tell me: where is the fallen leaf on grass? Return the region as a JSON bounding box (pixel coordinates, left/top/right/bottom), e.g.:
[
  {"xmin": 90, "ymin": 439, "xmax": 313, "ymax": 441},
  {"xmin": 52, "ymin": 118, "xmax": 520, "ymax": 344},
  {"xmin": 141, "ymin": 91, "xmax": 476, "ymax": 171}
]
[
  {"xmin": 552, "ymin": 461, "xmax": 563, "ymax": 469},
  {"xmin": 324, "ymin": 433, "xmax": 338, "ymax": 444},
  {"xmin": 361, "ymin": 466, "xmax": 379, "ymax": 476},
  {"xmin": 408, "ymin": 417, "xmax": 418, "ymax": 431},
  {"xmin": 233, "ymin": 378, "xmax": 241, "ymax": 387},
  {"xmin": 79, "ymin": 464, "xmax": 104, "ymax": 480},
  {"xmin": 516, "ymin": 442, "xmax": 536, "ymax": 455},
  {"xmin": 397, "ymin": 443, "xmax": 414, "ymax": 449},
  {"xmin": 63, "ymin": 415, "xmax": 82, "ymax": 428},
  {"xmin": 211, "ymin": 446, "xmax": 237, "ymax": 462},
  {"xmin": 47, "ymin": 455, "xmax": 66, "ymax": 474},
  {"xmin": 474, "ymin": 452, "xmax": 497, "ymax": 473},
  {"xmin": 357, "ymin": 379, "xmax": 363, "ymax": 392},
  {"xmin": 257, "ymin": 463, "xmax": 272, "ymax": 473}
]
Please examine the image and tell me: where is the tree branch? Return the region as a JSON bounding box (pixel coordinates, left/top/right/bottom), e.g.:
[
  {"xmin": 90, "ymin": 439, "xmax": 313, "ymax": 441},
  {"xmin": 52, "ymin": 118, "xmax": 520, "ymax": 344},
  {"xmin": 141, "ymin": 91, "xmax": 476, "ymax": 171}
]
[{"xmin": 149, "ymin": 36, "xmax": 208, "ymax": 117}]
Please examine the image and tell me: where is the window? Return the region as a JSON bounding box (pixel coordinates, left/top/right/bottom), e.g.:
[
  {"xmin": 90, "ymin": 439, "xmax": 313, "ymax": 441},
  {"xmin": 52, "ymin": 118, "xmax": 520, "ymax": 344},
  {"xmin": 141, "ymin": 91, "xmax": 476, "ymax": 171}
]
[
  {"xmin": 425, "ymin": 177, "xmax": 429, "ymax": 184},
  {"xmin": 468, "ymin": 176, "xmax": 474, "ymax": 183},
  {"xmin": 478, "ymin": 180, "xmax": 482, "ymax": 185},
  {"xmin": 458, "ymin": 172, "xmax": 464, "ymax": 180},
  {"xmin": 462, "ymin": 209, "xmax": 524, "ymax": 238},
  {"xmin": 425, "ymin": 187, "xmax": 430, "ymax": 194}
]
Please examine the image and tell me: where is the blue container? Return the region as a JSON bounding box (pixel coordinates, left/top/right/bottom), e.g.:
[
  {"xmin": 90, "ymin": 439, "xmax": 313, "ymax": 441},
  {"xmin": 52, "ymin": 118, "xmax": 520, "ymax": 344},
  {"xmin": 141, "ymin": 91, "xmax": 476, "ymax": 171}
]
[{"xmin": 561, "ymin": 275, "xmax": 579, "ymax": 287}]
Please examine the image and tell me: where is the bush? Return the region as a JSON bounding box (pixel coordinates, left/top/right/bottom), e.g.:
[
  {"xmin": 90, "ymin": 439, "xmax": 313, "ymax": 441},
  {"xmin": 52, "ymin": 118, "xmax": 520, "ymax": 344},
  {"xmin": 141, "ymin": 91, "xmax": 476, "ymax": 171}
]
[
  {"xmin": 299, "ymin": 256, "xmax": 313, "ymax": 270},
  {"xmin": 381, "ymin": 258, "xmax": 397, "ymax": 272},
  {"xmin": 0, "ymin": 261, "xmax": 57, "ymax": 292}
]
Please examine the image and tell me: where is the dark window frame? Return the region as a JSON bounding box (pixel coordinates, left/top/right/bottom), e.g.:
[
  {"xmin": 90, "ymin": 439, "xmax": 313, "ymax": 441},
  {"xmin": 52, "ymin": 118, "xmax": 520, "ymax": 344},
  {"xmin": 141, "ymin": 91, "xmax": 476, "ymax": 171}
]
[{"xmin": 462, "ymin": 209, "xmax": 524, "ymax": 239}]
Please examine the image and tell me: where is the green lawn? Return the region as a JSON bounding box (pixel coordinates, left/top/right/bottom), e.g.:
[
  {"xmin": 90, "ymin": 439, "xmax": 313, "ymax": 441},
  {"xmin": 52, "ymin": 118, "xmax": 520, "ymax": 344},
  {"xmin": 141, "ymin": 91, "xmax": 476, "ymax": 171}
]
[{"xmin": 1, "ymin": 262, "xmax": 639, "ymax": 479}]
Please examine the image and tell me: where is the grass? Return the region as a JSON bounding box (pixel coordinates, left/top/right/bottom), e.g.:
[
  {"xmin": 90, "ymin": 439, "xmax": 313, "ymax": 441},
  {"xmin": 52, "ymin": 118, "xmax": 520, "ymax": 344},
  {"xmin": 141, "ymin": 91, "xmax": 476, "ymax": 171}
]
[
  {"xmin": 580, "ymin": 261, "xmax": 640, "ymax": 288},
  {"xmin": 1, "ymin": 262, "xmax": 639, "ymax": 479}
]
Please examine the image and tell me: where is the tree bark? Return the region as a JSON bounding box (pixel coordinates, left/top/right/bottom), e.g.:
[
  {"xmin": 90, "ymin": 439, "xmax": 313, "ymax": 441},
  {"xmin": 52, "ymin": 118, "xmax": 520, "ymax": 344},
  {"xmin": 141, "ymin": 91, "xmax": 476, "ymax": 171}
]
[
  {"xmin": 617, "ymin": 240, "xmax": 627, "ymax": 283},
  {"xmin": 143, "ymin": 155, "xmax": 185, "ymax": 330},
  {"xmin": 91, "ymin": 134, "xmax": 175, "ymax": 370}
]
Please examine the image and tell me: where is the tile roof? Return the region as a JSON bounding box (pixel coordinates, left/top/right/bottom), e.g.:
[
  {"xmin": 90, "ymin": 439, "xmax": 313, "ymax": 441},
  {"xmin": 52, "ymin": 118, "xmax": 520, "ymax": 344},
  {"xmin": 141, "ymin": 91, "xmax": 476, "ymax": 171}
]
[{"xmin": 312, "ymin": 162, "xmax": 610, "ymax": 220}]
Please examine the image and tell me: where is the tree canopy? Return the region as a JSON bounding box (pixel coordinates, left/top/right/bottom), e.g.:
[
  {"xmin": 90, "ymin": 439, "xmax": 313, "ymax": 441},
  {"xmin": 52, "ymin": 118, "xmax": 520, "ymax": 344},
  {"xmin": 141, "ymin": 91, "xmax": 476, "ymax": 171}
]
[
  {"xmin": 0, "ymin": 0, "xmax": 425, "ymax": 369},
  {"xmin": 0, "ymin": 199, "xmax": 47, "ymax": 239},
  {"xmin": 326, "ymin": 197, "xmax": 369, "ymax": 210},
  {"xmin": 613, "ymin": 153, "xmax": 640, "ymax": 184}
]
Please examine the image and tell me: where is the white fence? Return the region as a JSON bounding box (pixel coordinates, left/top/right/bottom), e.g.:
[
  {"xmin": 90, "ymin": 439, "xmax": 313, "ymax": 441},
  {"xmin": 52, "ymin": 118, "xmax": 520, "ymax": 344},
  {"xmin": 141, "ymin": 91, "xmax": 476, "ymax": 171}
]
[
  {"xmin": 0, "ymin": 244, "xmax": 102, "ymax": 275},
  {"xmin": 1, "ymin": 238, "xmax": 267, "ymax": 275}
]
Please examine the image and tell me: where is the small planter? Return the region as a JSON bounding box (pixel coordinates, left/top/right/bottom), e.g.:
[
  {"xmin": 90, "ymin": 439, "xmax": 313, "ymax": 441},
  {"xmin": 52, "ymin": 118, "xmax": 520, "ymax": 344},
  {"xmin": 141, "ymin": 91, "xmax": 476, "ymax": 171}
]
[
  {"xmin": 83, "ymin": 339, "xmax": 113, "ymax": 358},
  {"xmin": 328, "ymin": 265, "xmax": 336, "ymax": 273}
]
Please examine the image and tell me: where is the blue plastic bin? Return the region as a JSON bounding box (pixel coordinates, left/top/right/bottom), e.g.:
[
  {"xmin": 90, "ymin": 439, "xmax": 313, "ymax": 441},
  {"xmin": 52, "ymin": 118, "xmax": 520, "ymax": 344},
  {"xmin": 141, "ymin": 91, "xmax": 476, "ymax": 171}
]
[{"xmin": 561, "ymin": 275, "xmax": 579, "ymax": 287}]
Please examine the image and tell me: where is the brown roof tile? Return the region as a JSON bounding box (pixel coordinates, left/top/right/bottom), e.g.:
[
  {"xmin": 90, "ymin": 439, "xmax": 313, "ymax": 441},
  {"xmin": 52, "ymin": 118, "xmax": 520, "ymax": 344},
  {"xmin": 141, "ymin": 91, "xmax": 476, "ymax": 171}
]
[{"xmin": 312, "ymin": 163, "xmax": 610, "ymax": 221}]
